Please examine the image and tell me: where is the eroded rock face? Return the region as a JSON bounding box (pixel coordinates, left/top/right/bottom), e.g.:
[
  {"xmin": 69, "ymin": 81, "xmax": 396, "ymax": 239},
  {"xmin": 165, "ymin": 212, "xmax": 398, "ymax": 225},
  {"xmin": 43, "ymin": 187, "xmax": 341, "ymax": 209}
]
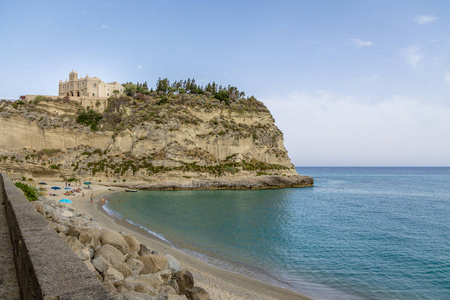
[{"xmin": 0, "ymin": 98, "xmax": 315, "ymax": 190}]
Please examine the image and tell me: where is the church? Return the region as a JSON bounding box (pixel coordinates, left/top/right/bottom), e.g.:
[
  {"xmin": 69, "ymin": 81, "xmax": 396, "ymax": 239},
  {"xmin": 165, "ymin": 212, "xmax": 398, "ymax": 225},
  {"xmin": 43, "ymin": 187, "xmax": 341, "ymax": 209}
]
[{"xmin": 58, "ymin": 70, "xmax": 123, "ymax": 98}]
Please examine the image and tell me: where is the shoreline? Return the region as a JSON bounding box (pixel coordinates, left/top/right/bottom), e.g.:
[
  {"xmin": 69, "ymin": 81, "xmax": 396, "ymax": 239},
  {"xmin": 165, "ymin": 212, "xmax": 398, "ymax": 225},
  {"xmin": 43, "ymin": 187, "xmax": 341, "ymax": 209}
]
[
  {"xmin": 47, "ymin": 182, "xmax": 312, "ymax": 299},
  {"xmin": 40, "ymin": 181, "xmax": 311, "ymax": 299}
]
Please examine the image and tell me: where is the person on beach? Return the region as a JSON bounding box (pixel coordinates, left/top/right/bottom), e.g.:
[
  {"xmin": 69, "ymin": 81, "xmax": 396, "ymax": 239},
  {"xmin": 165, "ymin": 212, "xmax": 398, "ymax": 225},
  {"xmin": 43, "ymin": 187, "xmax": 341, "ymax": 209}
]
[{"xmin": 90, "ymin": 194, "xmax": 94, "ymax": 203}]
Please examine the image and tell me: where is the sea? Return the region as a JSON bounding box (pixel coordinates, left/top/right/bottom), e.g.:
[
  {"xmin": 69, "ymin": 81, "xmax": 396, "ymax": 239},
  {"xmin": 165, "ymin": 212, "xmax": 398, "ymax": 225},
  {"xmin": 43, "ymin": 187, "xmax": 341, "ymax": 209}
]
[{"xmin": 104, "ymin": 167, "xmax": 450, "ymax": 300}]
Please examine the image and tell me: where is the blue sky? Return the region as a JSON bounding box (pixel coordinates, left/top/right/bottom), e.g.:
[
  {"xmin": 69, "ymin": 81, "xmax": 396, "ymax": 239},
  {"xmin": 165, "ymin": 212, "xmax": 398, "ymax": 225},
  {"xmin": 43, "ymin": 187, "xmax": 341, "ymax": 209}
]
[{"xmin": 1, "ymin": 0, "xmax": 449, "ymax": 166}]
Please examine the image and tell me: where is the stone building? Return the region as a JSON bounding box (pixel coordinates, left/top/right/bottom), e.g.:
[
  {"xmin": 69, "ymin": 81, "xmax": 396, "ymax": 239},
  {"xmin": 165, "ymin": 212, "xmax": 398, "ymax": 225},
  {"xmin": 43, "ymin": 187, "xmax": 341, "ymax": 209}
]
[{"xmin": 59, "ymin": 70, "xmax": 123, "ymax": 98}]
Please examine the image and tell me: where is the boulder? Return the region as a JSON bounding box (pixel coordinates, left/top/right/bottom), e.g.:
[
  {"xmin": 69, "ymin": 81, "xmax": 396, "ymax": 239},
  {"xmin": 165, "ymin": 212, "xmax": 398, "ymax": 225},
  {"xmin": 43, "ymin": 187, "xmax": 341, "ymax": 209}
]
[
  {"xmin": 125, "ymin": 270, "xmax": 171, "ymax": 291},
  {"xmin": 103, "ymin": 280, "xmax": 118, "ymax": 295},
  {"xmin": 104, "ymin": 266, "xmax": 125, "ymax": 281},
  {"xmin": 138, "ymin": 244, "xmax": 150, "ymax": 257},
  {"xmin": 80, "ymin": 247, "xmax": 91, "ymax": 261},
  {"xmin": 84, "ymin": 260, "xmax": 97, "ymax": 274},
  {"xmin": 82, "ymin": 227, "xmax": 102, "ymax": 246},
  {"xmin": 126, "ymin": 251, "xmax": 140, "ymax": 261},
  {"xmin": 57, "ymin": 231, "xmax": 66, "ymax": 240},
  {"xmin": 31, "ymin": 201, "xmax": 45, "ymax": 215},
  {"xmin": 79, "ymin": 232, "xmax": 94, "ymax": 247},
  {"xmin": 100, "ymin": 228, "xmax": 129, "ymax": 254},
  {"xmin": 84, "ymin": 260, "xmax": 103, "ymax": 281},
  {"xmin": 188, "ymin": 286, "xmax": 210, "ymax": 300},
  {"xmin": 139, "ymin": 254, "xmax": 168, "ymax": 274},
  {"xmin": 159, "ymin": 285, "xmax": 178, "ymax": 295},
  {"xmin": 165, "ymin": 254, "xmax": 182, "ymax": 273},
  {"xmin": 133, "ymin": 283, "xmax": 158, "ymax": 295},
  {"xmin": 122, "ymin": 233, "xmax": 140, "ymax": 252},
  {"xmin": 114, "ymin": 262, "xmax": 132, "ymax": 278},
  {"xmin": 95, "ymin": 244, "xmax": 125, "ymax": 266},
  {"xmin": 167, "ymin": 295, "xmax": 188, "ymax": 300},
  {"xmin": 126, "ymin": 258, "xmax": 144, "ymax": 275},
  {"xmin": 44, "ymin": 204, "xmax": 55, "ymax": 216},
  {"xmin": 64, "ymin": 235, "xmax": 83, "ymax": 255},
  {"xmin": 173, "ymin": 269, "xmax": 194, "ymax": 296},
  {"xmin": 56, "ymin": 224, "xmax": 69, "ymax": 234},
  {"xmin": 167, "ymin": 279, "xmax": 180, "ymax": 295},
  {"xmin": 67, "ymin": 225, "xmax": 83, "ymax": 238},
  {"xmin": 120, "ymin": 291, "xmax": 156, "ymax": 300},
  {"xmin": 92, "ymin": 255, "xmax": 112, "ymax": 274}
]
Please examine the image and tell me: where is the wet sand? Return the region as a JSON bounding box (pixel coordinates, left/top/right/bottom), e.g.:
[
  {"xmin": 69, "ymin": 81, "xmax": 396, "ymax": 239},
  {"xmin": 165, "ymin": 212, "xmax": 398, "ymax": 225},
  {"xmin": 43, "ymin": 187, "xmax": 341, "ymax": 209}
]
[{"xmin": 46, "ymin": 182, "xmax": 311, "ymax": 300}]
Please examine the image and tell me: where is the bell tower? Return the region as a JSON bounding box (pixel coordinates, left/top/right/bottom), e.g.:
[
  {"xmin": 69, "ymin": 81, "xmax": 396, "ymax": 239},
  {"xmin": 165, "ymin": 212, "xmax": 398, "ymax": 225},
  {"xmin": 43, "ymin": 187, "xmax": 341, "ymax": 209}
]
[{"xmin": 69, "ymin": 70, "xmax": 78, "ymax": 81}]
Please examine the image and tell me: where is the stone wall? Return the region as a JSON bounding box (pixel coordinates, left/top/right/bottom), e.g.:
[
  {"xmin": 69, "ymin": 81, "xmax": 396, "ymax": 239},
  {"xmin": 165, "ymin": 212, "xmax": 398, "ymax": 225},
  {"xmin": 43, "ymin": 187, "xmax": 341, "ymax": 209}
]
[{"xmin": 0, "ymin": 173, "xmax": 111, "ymax": 299}]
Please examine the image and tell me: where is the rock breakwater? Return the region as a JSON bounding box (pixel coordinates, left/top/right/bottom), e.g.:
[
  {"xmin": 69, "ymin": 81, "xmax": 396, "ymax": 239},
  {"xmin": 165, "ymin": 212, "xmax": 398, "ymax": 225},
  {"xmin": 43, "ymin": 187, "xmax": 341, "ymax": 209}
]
[{"xmin": 32, "ymin": 198, "xmax": 210, "ymax": 300}]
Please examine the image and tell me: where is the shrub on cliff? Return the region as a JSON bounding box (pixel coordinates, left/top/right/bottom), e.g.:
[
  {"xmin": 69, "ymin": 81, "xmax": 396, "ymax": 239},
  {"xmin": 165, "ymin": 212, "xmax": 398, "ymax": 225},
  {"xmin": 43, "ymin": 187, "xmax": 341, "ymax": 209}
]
[
  {"xmin": 77, "ymin": 108, "xmax": 103, "ymax": 131},
  {"xmin": 14, "ymin": 182, "xmax": 39, "ymax": 202}
]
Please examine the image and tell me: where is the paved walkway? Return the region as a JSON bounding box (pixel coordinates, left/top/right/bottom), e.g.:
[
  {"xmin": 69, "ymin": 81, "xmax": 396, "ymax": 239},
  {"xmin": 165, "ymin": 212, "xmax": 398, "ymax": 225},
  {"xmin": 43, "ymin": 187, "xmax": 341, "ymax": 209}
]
[{"xmin": 0, "ymin": 195, "xmax": 20, "ymax": 300}]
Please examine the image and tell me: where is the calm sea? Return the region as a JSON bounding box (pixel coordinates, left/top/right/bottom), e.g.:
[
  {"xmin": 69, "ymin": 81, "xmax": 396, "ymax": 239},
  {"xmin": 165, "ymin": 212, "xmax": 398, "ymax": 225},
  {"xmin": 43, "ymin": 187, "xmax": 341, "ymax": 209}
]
[{"xmin": 105, "ymin": 167, "xmax": 450, "ymax": 299}]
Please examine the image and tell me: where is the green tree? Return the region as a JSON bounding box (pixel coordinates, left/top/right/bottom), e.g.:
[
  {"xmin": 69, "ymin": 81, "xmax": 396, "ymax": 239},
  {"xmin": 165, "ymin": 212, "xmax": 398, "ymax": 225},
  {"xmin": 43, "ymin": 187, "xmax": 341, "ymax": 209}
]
[
  {"xmin": 214, "ymin": 90, "xmax": 230, "ymax": 105},
  {"xmin": 123, "ymin": 83, "xmax": 138, "ymax": 97},
  {"xmin": 156, "ymin": 78, "xmax": 170, "ymax": 93}
]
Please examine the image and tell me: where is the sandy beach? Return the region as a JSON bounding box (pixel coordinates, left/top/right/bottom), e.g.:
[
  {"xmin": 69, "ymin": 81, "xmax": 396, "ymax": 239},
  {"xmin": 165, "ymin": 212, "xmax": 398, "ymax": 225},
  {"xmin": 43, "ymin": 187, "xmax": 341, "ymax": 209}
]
[{"xmin": 42, "ymin": 181, "xmax": 311, "ymax": 300}]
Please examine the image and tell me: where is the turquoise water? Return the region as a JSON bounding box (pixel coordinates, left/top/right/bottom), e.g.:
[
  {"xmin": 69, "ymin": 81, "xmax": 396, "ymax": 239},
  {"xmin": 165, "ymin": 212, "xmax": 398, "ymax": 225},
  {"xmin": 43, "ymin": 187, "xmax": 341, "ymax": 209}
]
[{"xmin": 105, "ymin": 167, "xmax": 450, "ymax": 299}]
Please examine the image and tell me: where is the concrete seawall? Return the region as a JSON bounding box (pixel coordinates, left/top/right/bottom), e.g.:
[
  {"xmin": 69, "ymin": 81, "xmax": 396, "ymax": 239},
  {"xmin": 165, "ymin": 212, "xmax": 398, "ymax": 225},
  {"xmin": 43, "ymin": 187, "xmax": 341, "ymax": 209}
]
[{"xmin": 0, "ymin": 174, "xmax": 111, "ymax": 299}]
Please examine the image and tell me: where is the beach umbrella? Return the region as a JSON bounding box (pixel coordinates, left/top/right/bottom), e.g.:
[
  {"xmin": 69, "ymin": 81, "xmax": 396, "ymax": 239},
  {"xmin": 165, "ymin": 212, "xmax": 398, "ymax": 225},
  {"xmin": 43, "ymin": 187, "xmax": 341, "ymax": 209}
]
[
  {"xmin": 58, "ymin": 199, "xmax": 73, "ymax": 204},
  {"xmin": 39, "ymin": 182, "xmax": 47, "ymax": 185},
  {"xmin": 64, "ymin": 187, "xmax": 72, "ymax": 190},
  {"xmin": 51, "ymin": 187, "xmax": 61, "ymax": 190},
  {"xmin": 83, "ymin": 182, "xmax": 91, "ymax": 185}
]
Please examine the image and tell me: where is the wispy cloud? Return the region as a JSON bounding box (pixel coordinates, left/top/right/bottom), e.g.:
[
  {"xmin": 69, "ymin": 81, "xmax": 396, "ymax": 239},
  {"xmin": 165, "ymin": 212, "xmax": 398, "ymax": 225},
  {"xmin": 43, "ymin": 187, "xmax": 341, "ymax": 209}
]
[
  {"xmin": 351, "ymin": 38, "xmax": 373, "ymax": 48},
  {"xmin": 137, "ymin": 65, "xmax": 143, "ymax": 69},
  {"xmin": 101, "ymin": 24, "xmax": 109, "ymax": 29},
  {"xmin": 414, "ymin": 15, "xmax": 438, "ymax": 24},
  {"xmin": 401, "ymin": 46, "xmax": 423, "ymax": 68}
]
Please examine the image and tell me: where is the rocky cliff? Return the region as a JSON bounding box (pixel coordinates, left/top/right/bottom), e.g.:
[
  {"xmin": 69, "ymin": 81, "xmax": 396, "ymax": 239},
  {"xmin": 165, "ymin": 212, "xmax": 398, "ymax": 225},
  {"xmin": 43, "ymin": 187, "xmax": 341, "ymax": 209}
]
[{"xmin": 0, "ymin": 95, "xmax": 312, "ymax": 189}]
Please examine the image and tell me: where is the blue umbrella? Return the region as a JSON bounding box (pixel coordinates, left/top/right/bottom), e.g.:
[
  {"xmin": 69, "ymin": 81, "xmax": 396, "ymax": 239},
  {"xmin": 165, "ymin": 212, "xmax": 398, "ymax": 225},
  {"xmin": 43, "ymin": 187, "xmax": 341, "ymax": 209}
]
[
  {"xmin": 83, "ymin": 182, "xmax": 91, "ymax": 185},
  {"xmin": 39, "ymin": 182, "xmax": 47, "ymax": 185},
  {"xmin": 64, "ymin": 187, "xmax": 72, "ymax": 190},
  {"xmin": 51, "ymin": 187, "xmax": 61, "ymax": 190},
  {"xmin": 59, "ymin": 199, "xmax": 72, "ymax": 204}
]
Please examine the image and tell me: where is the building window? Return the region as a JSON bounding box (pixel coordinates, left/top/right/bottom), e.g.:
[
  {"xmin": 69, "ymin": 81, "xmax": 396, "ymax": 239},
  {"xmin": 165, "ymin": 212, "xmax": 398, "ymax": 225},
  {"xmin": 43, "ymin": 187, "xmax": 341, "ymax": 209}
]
[
  {"xmin": 92, "ymin": 93, "xmax": 95, "ymax": 97},
  {"xmin": 94, "ymin": 83, "xmax": 97, "ymax": 87},
  {"xmin": 107, "ymin": 93, "xmax": 109, "ymax": 96}
]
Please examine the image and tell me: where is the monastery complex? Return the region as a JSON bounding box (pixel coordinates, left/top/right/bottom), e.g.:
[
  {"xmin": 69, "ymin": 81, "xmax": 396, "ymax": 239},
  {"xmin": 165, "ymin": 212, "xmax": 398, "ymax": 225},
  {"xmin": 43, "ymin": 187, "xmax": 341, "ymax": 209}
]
[{"xmin": 59, "ymin": 70, "xmax": 123, "ymax": 98}]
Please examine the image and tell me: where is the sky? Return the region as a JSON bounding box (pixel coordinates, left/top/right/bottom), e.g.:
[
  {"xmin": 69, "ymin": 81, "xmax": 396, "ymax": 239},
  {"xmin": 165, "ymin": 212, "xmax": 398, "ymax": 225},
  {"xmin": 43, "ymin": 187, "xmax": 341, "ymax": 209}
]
[{"xmin": 1, "ymin": 0, "xmax": 449, "ymax": 166}]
